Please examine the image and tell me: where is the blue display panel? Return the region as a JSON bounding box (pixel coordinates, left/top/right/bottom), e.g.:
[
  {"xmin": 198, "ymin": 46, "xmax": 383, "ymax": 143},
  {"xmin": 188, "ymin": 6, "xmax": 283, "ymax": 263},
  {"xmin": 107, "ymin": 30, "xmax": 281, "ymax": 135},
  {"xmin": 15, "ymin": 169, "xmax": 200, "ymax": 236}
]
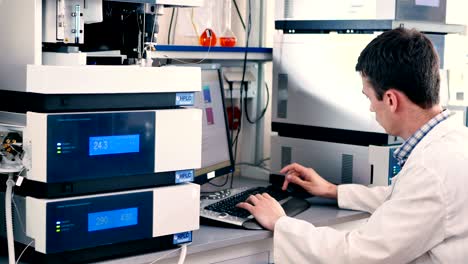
[
  {"xmin": 47, "ymin": 112, "xmax": 155, "ymax": 182},
  {"xmin": 88, "ymin": 207, "xmax": 138, "ymax": 232},
  {"xmin": 47, "ymin": 192, "xmax": 153, "ymax": 253},
  {"xmin": 89, "ymin": 135, "xmax": 140, "ymax": 156},
  {"xmin": 388, "ymin": 148, "xmax": 402, "ymax": 185}
]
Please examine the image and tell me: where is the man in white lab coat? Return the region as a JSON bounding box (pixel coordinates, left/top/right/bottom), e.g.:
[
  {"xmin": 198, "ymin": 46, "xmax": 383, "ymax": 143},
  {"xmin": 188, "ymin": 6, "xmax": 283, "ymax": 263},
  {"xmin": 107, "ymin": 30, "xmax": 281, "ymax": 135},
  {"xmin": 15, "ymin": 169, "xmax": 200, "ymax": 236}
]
[{"xmin": 237, "ymin": 28, "xmax": 468, "ymax": 263}]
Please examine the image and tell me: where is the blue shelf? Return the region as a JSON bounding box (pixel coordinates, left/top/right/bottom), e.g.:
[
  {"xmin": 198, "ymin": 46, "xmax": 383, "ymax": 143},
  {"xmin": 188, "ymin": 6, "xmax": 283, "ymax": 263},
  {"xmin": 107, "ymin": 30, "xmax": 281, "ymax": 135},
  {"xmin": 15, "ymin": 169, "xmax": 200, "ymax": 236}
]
[
  {"xmin": 156, "ymin": 45, "xmax": 272, "ymax": 53},
  {"xmin": 151, "ymin": 45, "xmax": 273, "ymax": 61}
]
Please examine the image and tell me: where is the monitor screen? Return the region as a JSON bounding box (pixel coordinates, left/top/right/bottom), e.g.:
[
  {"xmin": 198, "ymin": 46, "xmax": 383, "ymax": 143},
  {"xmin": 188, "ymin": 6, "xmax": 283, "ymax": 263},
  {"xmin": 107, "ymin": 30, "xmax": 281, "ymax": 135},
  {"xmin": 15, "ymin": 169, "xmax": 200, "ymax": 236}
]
[{"xmin": 193, "ymin": 64, "xmax": 234, "ymax": 184}]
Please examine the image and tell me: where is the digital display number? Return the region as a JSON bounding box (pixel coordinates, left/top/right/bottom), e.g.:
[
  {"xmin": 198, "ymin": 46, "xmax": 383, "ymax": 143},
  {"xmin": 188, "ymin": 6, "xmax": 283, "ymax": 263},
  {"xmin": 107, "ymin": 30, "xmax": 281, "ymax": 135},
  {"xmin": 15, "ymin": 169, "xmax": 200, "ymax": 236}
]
[
  {"xmin": 89, "ymin": 134, "xmax": 140, "ymax": 156},
  {"xmin": 88, "ymin": 207, "xmax": 138, "ymax": 232}
]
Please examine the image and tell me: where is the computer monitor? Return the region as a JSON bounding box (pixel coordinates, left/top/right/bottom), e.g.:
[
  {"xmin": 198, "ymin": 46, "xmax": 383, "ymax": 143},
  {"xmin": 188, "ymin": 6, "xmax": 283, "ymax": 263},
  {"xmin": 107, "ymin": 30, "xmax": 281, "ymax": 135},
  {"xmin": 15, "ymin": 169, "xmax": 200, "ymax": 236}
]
[{"xmin": 192, "ymin": 64, "xmax": 235, "ymax": 184}]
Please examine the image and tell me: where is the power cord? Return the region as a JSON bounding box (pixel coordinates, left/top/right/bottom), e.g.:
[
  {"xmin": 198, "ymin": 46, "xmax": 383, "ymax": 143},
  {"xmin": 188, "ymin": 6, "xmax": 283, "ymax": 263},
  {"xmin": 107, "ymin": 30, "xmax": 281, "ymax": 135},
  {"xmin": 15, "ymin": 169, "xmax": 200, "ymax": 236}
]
[
  {"xmin": 167, "ymin": 8, "xmax": 176, "ymax": 45},
  {"xmin": 244, "ymin": 82, "xmax": 270, "ymax": 124},
  {"xmin": 161, "ymin": 41, "xmax": 212, "ymax": 64},
  {"xmin": 227, "ymin": 0, "xmax": 252, "ymax": 188},
  {"xmin": 233, "ymin": 0, "xmax": 246, "ymax": 31},
  {"xmin": 241, "ymin": 0, "xmax": 267, "ymax": 125},
  {"xmin": 149, "ymin": 243, "xmax": 190, "ymax": 264},
  {"xmin": 177, "ymin": 243, "xmax": 188, "ymax": 264},
  {"xmin": 5, "ymin": 173, "xmax": 16, "ymax": 264},
  {"xmin": 16, "ymin": 240, "xmax": 34, "ymax": 264}
]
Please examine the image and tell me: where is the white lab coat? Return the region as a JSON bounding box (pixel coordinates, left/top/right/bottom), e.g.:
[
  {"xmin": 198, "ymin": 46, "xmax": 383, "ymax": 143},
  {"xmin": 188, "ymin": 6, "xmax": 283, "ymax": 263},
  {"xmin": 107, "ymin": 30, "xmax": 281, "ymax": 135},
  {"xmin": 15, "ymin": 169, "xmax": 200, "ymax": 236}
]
[{"xmin": 274, "ymin": 115, "xmax": 468, "ymax": 264}]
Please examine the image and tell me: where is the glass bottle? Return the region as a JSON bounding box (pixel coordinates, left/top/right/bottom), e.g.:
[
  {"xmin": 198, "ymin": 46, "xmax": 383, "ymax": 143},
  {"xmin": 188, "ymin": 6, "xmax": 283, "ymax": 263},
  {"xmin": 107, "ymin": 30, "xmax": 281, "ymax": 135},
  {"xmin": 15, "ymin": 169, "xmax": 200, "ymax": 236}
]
[
  {"xmin": 199, "ymin": 1, "xmax": 217, "ymax": 47},
  {"xmin": 199, "ymin": 28, "xmax": 217, "ymax": 47},
  {"xmin": 219, "ymin": 0, "xmax": 237, "ymax": 47}
]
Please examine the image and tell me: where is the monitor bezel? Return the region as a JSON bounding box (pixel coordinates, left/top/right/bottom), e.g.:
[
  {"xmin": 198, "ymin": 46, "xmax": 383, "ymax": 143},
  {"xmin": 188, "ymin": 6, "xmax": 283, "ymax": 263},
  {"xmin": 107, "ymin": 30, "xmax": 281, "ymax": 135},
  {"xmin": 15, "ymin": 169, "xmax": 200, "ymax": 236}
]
[{"xmin": 193, "ymin": 64, "xmax": 235, "ymax": 185}]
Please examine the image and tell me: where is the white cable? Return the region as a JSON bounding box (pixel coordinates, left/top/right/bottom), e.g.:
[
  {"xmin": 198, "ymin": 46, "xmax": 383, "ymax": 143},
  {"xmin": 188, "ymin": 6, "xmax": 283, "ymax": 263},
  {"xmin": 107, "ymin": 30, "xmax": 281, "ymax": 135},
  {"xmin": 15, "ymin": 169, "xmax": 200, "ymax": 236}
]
[
  {"xmin": 177, "ymin": 244, "xmax": 188, "ymax": 264},
  {"xmin": 5, "ymin": 173, "xmax": 16, "ymax": 264},
  {"xmin": 161, "ymin": 39, "xmax": 212, "ymax": 64},
  {"xmin": 11, "ymin": 194, "xmax": 26, "ymax": 235},
  {"xmin": 16, "ymin": 239, "xmax": 33, "ymax": 264},
  {"xmin": 148, "ymin": 246, "xmax": 181, "ymax": 264},
  {"xmin": 148, "ymin": 243, "xmax": 190, "ymax": 264}
]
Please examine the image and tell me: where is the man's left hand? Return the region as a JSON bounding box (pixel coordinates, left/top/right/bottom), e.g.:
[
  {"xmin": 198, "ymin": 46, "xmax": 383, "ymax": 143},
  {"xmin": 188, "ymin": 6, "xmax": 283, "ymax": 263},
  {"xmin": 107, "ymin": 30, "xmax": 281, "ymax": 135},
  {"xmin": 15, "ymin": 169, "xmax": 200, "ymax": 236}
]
[{"xmin": 236, "ymin": 193, "xmax": 286, "ymax": 231}]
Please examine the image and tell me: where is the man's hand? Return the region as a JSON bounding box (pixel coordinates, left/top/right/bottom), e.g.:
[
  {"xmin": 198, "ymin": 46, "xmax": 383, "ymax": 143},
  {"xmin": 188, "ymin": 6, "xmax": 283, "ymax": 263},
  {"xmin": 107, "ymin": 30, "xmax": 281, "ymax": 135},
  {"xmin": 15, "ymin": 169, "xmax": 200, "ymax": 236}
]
[
  {"xmin": 236, "ymin": 193, "xmax": 286, "ymax": 231},
  {"xmin": 281, "ymin": 163, "xmax": 338, "ymax": 199}
]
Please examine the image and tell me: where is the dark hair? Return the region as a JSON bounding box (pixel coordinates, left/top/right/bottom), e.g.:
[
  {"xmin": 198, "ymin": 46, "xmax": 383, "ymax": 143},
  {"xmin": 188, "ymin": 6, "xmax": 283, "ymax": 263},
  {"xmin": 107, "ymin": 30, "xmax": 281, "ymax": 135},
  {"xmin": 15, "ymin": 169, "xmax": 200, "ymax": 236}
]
[{"xmin": 355, "ymin": 28, "xmax": 440, "ymax": 109}]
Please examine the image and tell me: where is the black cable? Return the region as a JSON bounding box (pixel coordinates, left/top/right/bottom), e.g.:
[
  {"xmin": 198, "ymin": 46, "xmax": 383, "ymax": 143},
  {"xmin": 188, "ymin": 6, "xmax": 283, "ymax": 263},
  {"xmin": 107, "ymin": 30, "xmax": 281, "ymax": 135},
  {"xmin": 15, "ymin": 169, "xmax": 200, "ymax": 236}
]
[
  {"xmin": 245, "ymin": 82, "xmax": 270, "ymax": 124},
  {"xmin": 172, "ymin": 8, "xmax": 179, "ymax": 44},
  {"xmin": 208, "ymin": 70, "xmax": 233, "ymax": 188},
  {"xmin": 228, "ymin": 0, "xmax": 252, "ymax": 188},
  {"xmin": 167, "ymin": 8, "xmax": 175, "ymax": 44},
  {"xmin": 233, "ymin": 0, "xmax": 246, "ymax": 31},
  {"xmin": 241, "ymin": 0, "xmax": 268, "ymax": 124},
  {"xmin": 207, "ymin": 173, "xmax": 229, "ymax": 187},
  {"xmin": 230, "ymin": 83, "xmax": 243, "ymax": 188},
  {"xmin": 229, "ymin": 83, "xmax": 235, "ymax": 149},
  {"xmin": 240, "ymin": 0, "xmax": 252, "ymax": 125}
]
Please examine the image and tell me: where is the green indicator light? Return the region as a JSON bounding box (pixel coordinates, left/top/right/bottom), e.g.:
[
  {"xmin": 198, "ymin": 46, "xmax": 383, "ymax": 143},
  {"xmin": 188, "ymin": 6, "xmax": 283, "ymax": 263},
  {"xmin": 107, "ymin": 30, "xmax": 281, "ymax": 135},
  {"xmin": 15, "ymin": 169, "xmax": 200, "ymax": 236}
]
[
  {"xmin": 56, "ymin": 225, "xmax": 60, "ymax": 229},
  {"xmin": 56, "ymin": 229, "xmax": 60, "ymax": 233},
  {"xmin": 57, "ymin": 151, "xmax": 61, "ymax": 154},
  {"xmin": 57, "ymin": 147, "xmax": 61, "ymax": 150}
]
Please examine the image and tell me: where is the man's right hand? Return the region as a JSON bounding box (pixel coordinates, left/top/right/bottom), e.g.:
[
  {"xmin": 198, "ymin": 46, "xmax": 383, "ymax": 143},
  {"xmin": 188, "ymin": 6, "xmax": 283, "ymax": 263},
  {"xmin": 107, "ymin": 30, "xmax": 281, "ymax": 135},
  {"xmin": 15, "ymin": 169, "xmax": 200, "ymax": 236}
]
[{"xmin": 280, "ymin": 163, "xmax": 338, "ymax": 199}]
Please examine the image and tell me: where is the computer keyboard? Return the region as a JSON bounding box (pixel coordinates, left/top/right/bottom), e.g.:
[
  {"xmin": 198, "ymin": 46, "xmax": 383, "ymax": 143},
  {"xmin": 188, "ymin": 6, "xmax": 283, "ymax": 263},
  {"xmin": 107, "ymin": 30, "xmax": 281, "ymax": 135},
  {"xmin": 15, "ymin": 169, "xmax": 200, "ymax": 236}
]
[{"xmin": 200, "ymin": 185, "xmax": 310, "ymax": 229}]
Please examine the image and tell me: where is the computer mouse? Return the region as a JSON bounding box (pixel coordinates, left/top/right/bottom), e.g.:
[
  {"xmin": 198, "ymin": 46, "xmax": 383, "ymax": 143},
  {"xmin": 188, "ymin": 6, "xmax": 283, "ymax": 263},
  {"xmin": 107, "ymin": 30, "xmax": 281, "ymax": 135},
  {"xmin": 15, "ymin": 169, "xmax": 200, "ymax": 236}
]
[{"xmin": 285, "ymin": 182, "xmax": 314, "ymax": 199}]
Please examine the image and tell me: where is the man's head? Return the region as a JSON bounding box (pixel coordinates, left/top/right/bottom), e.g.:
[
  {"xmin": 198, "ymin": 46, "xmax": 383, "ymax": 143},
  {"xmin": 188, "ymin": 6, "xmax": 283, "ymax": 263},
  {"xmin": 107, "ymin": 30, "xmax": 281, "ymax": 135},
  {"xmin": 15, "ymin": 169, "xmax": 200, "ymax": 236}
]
[
  {"xmin": 356, "ymin": 28, "xmax": 442, "ymax": 137},
  {"xmin": 356, "ymin": 28, "xmax": 440, "ymax": 109}
]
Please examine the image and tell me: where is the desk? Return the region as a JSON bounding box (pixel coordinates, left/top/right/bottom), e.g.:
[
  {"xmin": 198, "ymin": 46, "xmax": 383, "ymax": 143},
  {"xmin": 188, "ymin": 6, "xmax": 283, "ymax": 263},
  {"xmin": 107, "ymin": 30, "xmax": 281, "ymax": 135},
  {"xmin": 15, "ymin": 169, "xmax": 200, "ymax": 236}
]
[
  {"xmin": 93, "ymin": 198, "xmax": 369, "ymax": 264},
  {"xmin": 3, "ymin": 178, "xmax": 369, "ymax": 264}
]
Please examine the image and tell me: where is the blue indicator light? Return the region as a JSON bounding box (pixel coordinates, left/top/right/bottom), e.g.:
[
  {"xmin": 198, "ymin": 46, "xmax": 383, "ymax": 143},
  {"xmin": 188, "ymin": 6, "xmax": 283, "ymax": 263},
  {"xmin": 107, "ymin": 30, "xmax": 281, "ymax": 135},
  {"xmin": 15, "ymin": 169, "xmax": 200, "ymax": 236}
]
[
  {"xmin": 57, "ymin": 143, "xmax": 62, "ymax": 146},
  {"xmin": 89, "ymin": 135, "xmax": 140, "ymax": 156},
  {"xmin": 88, "ymin": 207, "xmax": 138, "ymax": 232},
  {"xmin": 56, "ymin": 221, "xmax": 61, "ymax": 225}
]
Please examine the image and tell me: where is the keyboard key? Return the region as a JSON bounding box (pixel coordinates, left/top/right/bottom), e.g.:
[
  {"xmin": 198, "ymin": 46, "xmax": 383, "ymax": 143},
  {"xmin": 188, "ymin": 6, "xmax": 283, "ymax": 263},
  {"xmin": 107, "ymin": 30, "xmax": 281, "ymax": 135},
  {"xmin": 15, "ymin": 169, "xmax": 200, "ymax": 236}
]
[{"xmin": 204, "ymin": 186, "xmax": 291, "ymax": 218}]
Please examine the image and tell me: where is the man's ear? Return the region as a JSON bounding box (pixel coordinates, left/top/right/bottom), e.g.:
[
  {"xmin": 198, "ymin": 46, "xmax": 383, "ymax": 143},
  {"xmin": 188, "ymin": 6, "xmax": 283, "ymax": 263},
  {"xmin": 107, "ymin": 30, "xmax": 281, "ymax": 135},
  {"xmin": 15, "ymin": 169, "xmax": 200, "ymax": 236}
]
[{"xmin": 384, "ymin": 89, "xmax": 399, "ymax": 112}]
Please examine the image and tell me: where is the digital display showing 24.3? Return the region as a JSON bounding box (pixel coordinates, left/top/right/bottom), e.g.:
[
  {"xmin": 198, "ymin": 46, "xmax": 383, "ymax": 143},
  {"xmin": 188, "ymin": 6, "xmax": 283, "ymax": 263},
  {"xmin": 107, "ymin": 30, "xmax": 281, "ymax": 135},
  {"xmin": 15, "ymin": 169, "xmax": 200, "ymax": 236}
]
[{"xmin": 89, "ymin": 134, "xmax": 140, "ymax": 156}]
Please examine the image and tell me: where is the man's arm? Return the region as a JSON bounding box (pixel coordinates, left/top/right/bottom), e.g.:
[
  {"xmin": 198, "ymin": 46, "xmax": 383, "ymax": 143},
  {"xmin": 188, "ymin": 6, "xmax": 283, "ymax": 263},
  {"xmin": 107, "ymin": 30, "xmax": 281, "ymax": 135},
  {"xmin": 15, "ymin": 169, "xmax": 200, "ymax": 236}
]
[
  {"xmin": 274, "ymin": 165, "xmax": 445, "ymax": 264},
  {"xmin": 338, "ymin": 184, "xmax": 392, "ymax": 213},
  {"xmin": 279, "ymin": 163, "xmax": 392, "ymax": 213}
]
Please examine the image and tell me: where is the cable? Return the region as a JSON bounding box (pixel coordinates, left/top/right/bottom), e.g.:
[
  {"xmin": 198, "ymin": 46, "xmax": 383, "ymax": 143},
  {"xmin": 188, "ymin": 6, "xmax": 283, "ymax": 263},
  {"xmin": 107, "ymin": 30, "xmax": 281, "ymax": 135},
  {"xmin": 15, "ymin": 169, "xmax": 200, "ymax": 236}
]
[
  {"xmin": 149, "ymin": 243, "xmax": 190, "ymax": 264},
  {"xmin": 172, "ymin": 8, "xmax": 179, "ymax": 44},
  {"xmin": 16, "ymin": 240, "xmax": 34, "ymax": 264},
  {"xmin": 235, "ymin": 162, "xmax": 270, "ymax": 172},
  {"xmin": 11, "ymin": 194, "xmax": 26, "ymax": 236},
  {"xmin": 161, "ymin": 41, "xmax": 212, "ymax": 64},
  {"xmin": 232, "ymin": 0, "xmax": 246, "ymax": 31},
  {"xmin": 227, "ymin": 0, "xmax": 252, "ymax": 188},
  {"xmin": 190, "ymin": 8, "xmax": 199, "ymax": 36},
  {"xmin": 5, "ymin": 173, "xmax": 16, "ymax": 264},
  {"xmin": 207, "ymin": 173, "xmax": 229, "ymax": 187},
  {"xmin": 167, "ymin": 8, "xmax": 175, "ymax": 44},
  {"xmin": 241, "ymin": 0, "xmax": 266, "ymax": 125},
  {"xmin": 177, "ymin": 243, "xmax": 188, "ymax": 264},
  {"xmin": 245, "ymin": 82, "xmax": 270, "ymax": 124}
]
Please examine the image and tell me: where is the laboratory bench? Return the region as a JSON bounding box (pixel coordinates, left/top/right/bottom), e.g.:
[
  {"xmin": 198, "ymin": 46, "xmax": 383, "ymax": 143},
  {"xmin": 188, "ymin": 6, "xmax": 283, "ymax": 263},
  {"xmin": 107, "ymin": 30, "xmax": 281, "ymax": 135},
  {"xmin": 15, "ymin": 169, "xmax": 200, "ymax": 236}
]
[
  {"xmin": 93, "ymin": 200, "xmax": 369, "ymax": 264},
  {"xmin": 92, "ymin": 177, "xmax": 369, "ymax": 264},
  {"xmin": 3, "ymin": 177, "xmax": 369, "ymax": 264}
]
